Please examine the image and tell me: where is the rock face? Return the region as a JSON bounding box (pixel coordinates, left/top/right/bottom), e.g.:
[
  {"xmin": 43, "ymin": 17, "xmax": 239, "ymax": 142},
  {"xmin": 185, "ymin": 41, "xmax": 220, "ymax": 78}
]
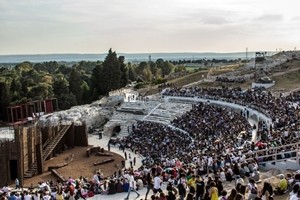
[
  {"xmin": 37, "ymin": 96, "xmax": 122, "ymax": 130},
  {"xmin": 0, "ymin": 127, "xmax": 15, "ymax": 141}
]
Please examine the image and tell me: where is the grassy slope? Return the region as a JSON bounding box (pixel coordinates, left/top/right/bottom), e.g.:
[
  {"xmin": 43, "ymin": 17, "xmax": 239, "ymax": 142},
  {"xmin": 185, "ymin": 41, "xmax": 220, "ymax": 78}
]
[
  {"xmin": 270, "ymin": 69, "xmax": 300, "ymax": 92},
  {"xmin": 137, "ymin": 70, "xmax": 209, "ymax": 96},
  {"xmin": 138, "ymin": 59, "xmax": 300, "ymax": 96}
]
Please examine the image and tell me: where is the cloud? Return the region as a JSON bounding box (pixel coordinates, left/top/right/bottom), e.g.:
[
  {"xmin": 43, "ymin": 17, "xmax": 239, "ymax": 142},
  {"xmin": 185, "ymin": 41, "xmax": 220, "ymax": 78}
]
[
  {"xmin": 253, "ymin": 14, "xmax": 283, "ymax": 22},
  {"xmin": 201, "ymin": 16, "xmax": 229, "ymax": 25},
  {"xmin": 291, "ymin": 16, "xmax": 300, "ymax": 21},
  {"xmin": 0, "ymin": 0, "xmax": 299, "ymax": 54}
]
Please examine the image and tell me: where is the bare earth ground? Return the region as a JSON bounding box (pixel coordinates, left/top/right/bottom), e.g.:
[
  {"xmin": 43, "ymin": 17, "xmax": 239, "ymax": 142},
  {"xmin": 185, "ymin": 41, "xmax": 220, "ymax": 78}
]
[{"xmin": 23, "ymin": 146, "xmax": 124, "ymax": 187}]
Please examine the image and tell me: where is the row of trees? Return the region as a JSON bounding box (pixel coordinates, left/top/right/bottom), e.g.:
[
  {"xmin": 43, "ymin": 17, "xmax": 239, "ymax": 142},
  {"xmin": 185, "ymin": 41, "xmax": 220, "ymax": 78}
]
[{"xmin": 0, "ymin": 49, "xmax": 175, "ymax": 121}]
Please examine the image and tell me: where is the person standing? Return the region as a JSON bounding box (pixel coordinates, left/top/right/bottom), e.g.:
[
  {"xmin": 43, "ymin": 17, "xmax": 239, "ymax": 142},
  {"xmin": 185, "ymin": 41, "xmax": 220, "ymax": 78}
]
[
  {"xmin": 15, "ymin": 178, "xmax": 20, "ymax": 190},
  {"xmin": 247, "ymin": 178, "xmax": 258, "ymax": 200},
  {"xmin": 178, "ymin": 175, "xmax": 187, "ymax": 200},
  {"xmin": 195, "ymin": 175, "xmax": 205, "ymax": 200},
  {"xmin": 145, "ymin": 172, "xmax": 154, "ymax": 200},
  {"xmin": 124, "ymin": 171, "xmax": 140, "ymax": 200},
  {"xmin": 209, "ymin": 182, "xmax": 218, "ymax": 200},
  {"xmin": 133, "ymin": 157, "xmax": 136, "ymax": 166},
  {"xmin": 130, "ymin": 158, "xmax": 133, "ymax": 169},
  {"xmin": 153, "ymin": 173, "xmax": 163, "ymax": 195}
]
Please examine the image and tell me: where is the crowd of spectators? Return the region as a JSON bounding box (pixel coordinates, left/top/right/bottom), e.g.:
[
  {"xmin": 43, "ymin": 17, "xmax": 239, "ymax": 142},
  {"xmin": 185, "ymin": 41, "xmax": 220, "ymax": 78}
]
[
  {"xmin": 216, "ymin": 76, "xmax": 246, "ymax": 83},
  {"xmin": 2, "ymin": 167, "xmax": 300, "ymax": 200},
  {"xmin": 162, "ymin": 86, "xmax": 300, "ymax": 161},
  {"xmin": 120, "ymin": 121, "xmax": 193, "ymax": 164},
  {"xmin": 286, "ymin": 90, "xmax": 300, "ymax": 102},
  {"xmin": 2, "ymin": 86, "xmax": 300, "ymax": 200},
  {"xmin": 172, "ymin": 103, "xmax": 252, "ymax": 146}
]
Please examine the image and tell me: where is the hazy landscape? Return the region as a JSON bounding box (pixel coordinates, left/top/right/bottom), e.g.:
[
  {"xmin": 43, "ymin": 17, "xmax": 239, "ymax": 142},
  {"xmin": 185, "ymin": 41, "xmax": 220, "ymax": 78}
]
[{"xmin": 0, "ymin": 52, "xmax": 260, "ymax": 63}]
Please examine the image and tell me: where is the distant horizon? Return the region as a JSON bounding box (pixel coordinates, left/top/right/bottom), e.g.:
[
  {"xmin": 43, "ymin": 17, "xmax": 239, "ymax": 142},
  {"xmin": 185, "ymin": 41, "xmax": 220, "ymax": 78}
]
[
  {"xmin": 0, "ymin": 51, "xmax": 272, "ymax": 64},
  {"xmin": 0, "ymin": 50, "xmax": 276, "ymax": 56}
]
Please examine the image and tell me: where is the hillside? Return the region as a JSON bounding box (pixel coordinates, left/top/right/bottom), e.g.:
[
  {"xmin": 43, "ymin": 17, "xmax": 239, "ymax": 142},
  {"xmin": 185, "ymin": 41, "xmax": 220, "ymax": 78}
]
[{"xmin": 138, "ymin": 52, "xmax": 300, "ymax": 95}]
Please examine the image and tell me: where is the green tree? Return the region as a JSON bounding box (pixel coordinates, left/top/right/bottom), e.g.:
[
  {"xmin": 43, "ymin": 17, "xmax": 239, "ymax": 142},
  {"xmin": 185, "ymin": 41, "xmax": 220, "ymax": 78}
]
[
  {"xmin": 58, "ymin": 93, "xmax": 77, "ymax": 110},
  {"xmin": 69, "ymin": 67, "xmax": 83, "ymax": 104},
  {"xmin": 15, "ymin": 61, "xmax": 33, "ymax": 74},
  {"xmin": 136, "ymin": 61, "xmax": 148, "ymax": 75},
  {"xmin": 119, "ymin": 56, "xmax": 128, "ymax": 87},
  {"xmin": 45, "ymin": 61, "xmax": 59, "ymax": 74},
  {"xmin": 28, "ymin": 83, "xmax": 52, "ymax": 100},
  {"xmin": 53, "ymin": 76, "xmax": 69, "ymax": 97},
  {"xmin": 90, "ymin": 64, "xmax": 103, "ymax": 100},
  {"xmin": 161, "ymin": 61, "xmax": 174, "ymax": 77},
  {"xmin": 0, "ymin": 81, "xmax": 11, "ymax": 121},
  {"xmin": 128, "ymin": 65, "xmax": 136, "ymax": 82},
  {"xmin": 58, "ymin": 64, "xmax": 72, "ymax": 75},
  {"xmin": 143, "ymin": 67, "xmax": 152, "ymax": 82},
  {"xmin": 174, "ymin": 65, "xmax": 186, "ymax": 72},
  {"xmin": 81, "ymin": 81, "xmax": 90, "ymax": 104},
  {"xmin": 149, "ymin": 61, "xmax": 158, "ymax": 77},
  {"xmin": 77, "ymin": 61, "xmax": 98, "ymax": 74},
  {"xmin": 33, "ymin": 63, "xmax": 47, "ymax": 72},
  {"xmin": 10, "ymin": 78, "xmax": 22, "ymax": 102},
  {"xmin": 99, "ymin": 49, "xmax": 121, "ymax": 94}
]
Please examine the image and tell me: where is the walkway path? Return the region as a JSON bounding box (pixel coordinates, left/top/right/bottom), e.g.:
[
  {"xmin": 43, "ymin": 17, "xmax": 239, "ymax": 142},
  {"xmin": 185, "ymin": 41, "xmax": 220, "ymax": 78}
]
[{"xmin": 142, "ymin": 103, "xmax": 161, "ymax": 120}]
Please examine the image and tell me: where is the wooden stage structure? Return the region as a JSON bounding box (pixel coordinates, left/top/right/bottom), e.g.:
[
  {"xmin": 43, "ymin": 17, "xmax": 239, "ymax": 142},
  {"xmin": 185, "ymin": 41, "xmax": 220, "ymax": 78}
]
[
  {"xmin": 0, "ymin": 123, "xmax": 88, "ymax": 187},
  {"xmin": 6, "ymin": 98, "xmax": 58, "ymax": 125}
]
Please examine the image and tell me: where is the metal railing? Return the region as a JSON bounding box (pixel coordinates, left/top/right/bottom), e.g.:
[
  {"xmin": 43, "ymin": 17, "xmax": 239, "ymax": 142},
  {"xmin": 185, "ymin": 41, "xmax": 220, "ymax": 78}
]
[{"xmin": 244, "ymin": 141, "xmax": 300, "ymax": 165}]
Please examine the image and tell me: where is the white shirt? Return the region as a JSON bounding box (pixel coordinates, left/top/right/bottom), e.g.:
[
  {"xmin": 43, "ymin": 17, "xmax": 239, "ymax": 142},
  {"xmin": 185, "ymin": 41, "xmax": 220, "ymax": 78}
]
[
  {"xmin": 42, "ymin": 195, "xmax": 51, "ymax": 200},
  {"xmin": 289, "ymin": 191, "xmax": 297, "ymax": 200},
  {"xmin": 220, "ymin": 172, "xmax": 226, "ymax": 182},
  {"xmin": 284, "ymin": 131, "xmax": 289, "ymax": 137},
  {"xmin": 93, "ymin": 174, "xmax": 99, "ymax": 184},
  {"xmin": 33, "ymin": 194, "xmax": 39, "ymax": 200},
  {"xmin": 207, "ymin": 157, "xmax": 213, "ymax": 166},
  {"xmin": 236, "ymin": 178, "xmax": 244, "ymax": 185},
  {"xmin": 124, "ymin": 174, "xmax": 135, "ymax": 187},
  {"xmin": 50, "ymin": 192, "xmax": 56, "ymax": 199},
  {"xmin": 24, "ymin": 194, "xmax": 32, "ymax": 200},
  {"xmin": 128, "ymin": 175, "xmax": 135, "ymax": 187},
  {"xmin": 289, "ymin": 194, "xmax": 299, "ymax": 200},
  {"xmin": 2, "ymin": 186, "xmax": 9, "ymax": 193},
  {"xmin": 154, "ymin": 176, "xmax": 161, "ymax": 189}
]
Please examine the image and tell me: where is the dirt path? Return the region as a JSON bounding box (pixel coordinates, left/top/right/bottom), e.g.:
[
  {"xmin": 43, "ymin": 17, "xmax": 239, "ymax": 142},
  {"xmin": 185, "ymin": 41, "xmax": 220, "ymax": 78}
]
[{"xmin": 269, "ymin": 67, "xmax": 300, "ymax": 77}]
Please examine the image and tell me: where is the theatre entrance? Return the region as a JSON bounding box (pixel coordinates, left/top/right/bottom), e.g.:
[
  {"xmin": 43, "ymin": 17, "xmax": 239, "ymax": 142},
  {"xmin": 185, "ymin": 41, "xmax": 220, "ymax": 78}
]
[
  {"xmin": 9, "ymin": 160, "xmax": 18, "ymax": 180},
  {"xmin": 112, "ymin": 125, "xmax": 121, "ymax": 137}
]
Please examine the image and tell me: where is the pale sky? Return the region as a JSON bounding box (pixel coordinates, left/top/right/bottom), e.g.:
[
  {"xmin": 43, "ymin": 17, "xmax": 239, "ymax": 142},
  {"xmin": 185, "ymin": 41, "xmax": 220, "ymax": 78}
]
[{"xmin": 0, "ymin": 0, "xmax": 299, "ymax": 54}]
